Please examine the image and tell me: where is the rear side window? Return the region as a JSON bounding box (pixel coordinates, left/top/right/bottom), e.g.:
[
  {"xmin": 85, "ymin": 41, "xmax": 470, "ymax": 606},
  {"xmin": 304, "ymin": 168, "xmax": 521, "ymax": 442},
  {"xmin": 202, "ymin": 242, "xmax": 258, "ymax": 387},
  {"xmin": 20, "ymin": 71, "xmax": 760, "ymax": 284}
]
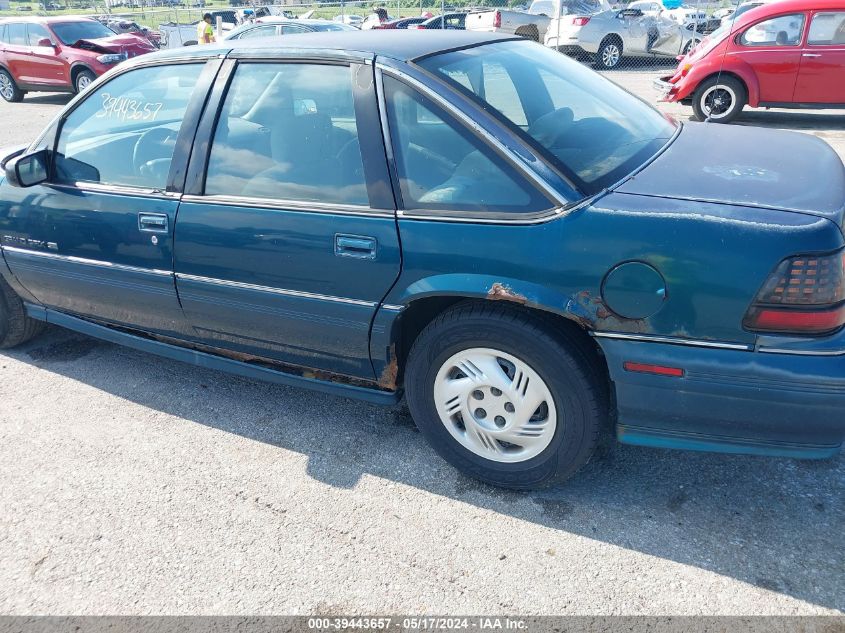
[
  {"xmin": 236, "ymin": 25, "xmax": 277, "ymax": 39},
  {"xmin": 204, "ymin": 63, "xmax": 369, "ymax": 206},
  {"xmin": 54, "ymin": 64, "xmax": 201, "ymax": 189},
  {"xmin": 740, "ymin": 14, "xmax": 805, "ymax": 46},
  {"xmin": 7, "ymin": 23, "xmax": 27, "ymax": 46},
  {"xmin": 383, "ymin": 75, "xmax": 551, "ymax": 215},
  {"xmin": 808, "ymin": 11, "xmax": 845, "ymax": 45}
]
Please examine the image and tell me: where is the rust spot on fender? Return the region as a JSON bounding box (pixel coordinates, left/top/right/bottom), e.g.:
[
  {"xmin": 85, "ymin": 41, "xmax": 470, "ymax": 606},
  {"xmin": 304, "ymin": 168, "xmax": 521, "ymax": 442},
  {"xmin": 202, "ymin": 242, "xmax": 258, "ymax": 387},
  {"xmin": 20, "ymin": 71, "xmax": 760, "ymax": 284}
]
[
  {"xmin": 378, "ymin": 344, "xmax": 399, "ymax": 390},
  {"xmin": 487, "ymin": 282, "xmax": 528, "ymax": 304}
]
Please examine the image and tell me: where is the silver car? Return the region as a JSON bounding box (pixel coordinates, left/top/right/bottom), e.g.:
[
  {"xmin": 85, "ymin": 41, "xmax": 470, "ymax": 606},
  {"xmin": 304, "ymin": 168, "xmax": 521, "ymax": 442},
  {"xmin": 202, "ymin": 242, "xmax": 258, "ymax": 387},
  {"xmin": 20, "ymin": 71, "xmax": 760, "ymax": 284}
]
[{"xmin": 574, "ymin": 6, "xmax": 701, "ymax": 69}]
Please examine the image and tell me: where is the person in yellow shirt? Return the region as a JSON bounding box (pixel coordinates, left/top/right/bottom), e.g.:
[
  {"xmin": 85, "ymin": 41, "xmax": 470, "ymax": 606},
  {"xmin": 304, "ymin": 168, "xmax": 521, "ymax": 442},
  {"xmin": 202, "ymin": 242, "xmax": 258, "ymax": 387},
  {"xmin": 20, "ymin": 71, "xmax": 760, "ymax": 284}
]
[{"xmin": 197, "ymin": 13, "xmax": 215, "ymax": 45}]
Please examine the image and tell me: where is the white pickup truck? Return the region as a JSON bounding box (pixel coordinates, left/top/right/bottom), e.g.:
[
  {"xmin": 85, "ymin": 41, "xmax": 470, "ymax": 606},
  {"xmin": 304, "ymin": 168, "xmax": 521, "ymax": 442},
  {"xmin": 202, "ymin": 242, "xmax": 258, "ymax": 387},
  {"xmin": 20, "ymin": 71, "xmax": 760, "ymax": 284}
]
[{"xmin": 466, "ymin": 0, "xmax": 610, "ymax": 49}]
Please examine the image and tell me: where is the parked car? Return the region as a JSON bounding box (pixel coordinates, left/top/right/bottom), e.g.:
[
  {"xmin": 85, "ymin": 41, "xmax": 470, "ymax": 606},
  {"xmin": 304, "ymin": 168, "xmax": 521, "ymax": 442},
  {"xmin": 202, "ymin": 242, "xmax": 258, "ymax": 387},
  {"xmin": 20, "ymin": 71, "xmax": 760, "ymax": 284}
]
[
  {"xmin": 223, "ymin": 18, "xmax": 356, "ymax": 40},
  {"xmin": 333, "ymin": 14, "xmax": 364, "ymax": 27},
  {"xmin": 158, "ymin": 10, "xmax": 237, "ymax": 47},
  {"xmin": 0, "ymin": 16, "xmax": 157, "ymax": 101},
  {"xmin": 371, "ymin": 16, "xmax": 428, "ymax": 29},
  {"xmin": 408, "ymin": 12, "xmax": 468, "ymax": 30},
  {"xmin": 102, "ymin": 18, "xmax": 163, "ymax": 48},
  {"xmin": 655, "ymin": 0, "xmax": 845, "ymax": 121},
  {"xmin": 360, "ymin": 9, "xmax": 391, "ymax": 29},
  {"xmin": 536, "ymin": 0, "xmax": 612, "ymax": 51},
  {"xmin": 465, "ymin": 1, "xmax": 549, "ymax": 41},
  {"xmin": 572, "ymin": 6, "xmax": 702, "ymax": 67},
  {"xmin": 2, "ymin": 31, "xmax": 845, "ymax": 489}
]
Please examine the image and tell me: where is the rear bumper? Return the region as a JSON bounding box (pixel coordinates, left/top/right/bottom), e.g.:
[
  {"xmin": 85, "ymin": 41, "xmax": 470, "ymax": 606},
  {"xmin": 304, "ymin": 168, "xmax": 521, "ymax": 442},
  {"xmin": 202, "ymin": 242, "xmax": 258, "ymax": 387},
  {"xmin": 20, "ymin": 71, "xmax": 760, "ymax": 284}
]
[
  {"xmin": 595, "ymin": 335, "xmax": 845, "ymax": 458},
  {"xmin": 653, "ymin": 76, "xmax": 676, "ymax": 100}
]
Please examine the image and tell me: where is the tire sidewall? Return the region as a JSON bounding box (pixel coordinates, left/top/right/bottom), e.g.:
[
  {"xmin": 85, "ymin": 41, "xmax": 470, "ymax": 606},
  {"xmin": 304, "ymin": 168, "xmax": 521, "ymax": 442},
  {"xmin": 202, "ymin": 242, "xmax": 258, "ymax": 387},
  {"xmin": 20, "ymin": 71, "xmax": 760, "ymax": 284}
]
[
  {"xmin": 693, "ymin": 77, "xmax": 745, "ymax": 123},
  {"xmin": 406, "ymin": 314, "xmax": 598, "ymax": 488}
]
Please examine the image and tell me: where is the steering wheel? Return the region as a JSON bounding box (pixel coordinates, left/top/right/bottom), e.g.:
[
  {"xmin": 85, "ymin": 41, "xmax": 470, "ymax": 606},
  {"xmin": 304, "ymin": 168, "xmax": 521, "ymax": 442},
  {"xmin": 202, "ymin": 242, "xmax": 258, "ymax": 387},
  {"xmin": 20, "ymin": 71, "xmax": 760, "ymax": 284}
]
[{"xmin": 132, "ymin": 126, "xmax": 177, "ymax": 174}]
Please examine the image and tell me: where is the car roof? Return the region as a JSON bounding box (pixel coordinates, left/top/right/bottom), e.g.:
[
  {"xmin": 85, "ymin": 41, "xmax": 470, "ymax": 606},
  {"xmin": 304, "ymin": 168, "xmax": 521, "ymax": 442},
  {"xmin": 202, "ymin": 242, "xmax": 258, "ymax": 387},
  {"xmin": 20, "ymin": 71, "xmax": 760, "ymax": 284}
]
[
  {"xmin": 148, "ymin": 30, "xmax": 518, "ymax": 63},
  {"xmin": 734, "ymin": 0, "xmax": 845, "ymax": 23},
  {"xmin": 253, "ymin": 17, "xmax": 342, "ymax": 24}
]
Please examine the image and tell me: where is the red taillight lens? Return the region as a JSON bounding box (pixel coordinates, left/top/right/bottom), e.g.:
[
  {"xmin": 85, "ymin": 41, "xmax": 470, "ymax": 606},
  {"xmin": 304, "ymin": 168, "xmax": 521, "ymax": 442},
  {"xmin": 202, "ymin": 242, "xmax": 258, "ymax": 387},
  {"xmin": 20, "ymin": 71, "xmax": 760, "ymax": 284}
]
[
  {"xmin": 572, "ymin": 16, "xmax": 590, "ymax": 26},
  {"xmin": 494, "ymin": 10, "xmax": 501, "ymax": 27},
  {"xmin": 744, "ymin": 250, "xmax": 845, "ymax": 334}
]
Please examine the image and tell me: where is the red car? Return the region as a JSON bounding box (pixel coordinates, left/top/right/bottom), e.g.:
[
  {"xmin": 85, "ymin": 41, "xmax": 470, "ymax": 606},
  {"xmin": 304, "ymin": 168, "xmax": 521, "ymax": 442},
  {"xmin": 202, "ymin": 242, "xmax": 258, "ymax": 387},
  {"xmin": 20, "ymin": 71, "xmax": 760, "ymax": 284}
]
[
  {"xmin": 655, "ymin": 0, "xmax": 845, "ymax": 122},
  {"xmin": 0, "ymin": 17, "xmax": 157, "ymax": 102}
]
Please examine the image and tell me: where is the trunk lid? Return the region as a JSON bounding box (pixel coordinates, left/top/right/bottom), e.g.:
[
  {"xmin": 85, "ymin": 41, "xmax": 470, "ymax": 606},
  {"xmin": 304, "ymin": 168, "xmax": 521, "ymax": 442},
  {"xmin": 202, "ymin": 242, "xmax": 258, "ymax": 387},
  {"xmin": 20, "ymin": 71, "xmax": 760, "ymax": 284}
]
[{"xmin": 616, "ymin": 122, "xmax": 845, "ymax": 228}]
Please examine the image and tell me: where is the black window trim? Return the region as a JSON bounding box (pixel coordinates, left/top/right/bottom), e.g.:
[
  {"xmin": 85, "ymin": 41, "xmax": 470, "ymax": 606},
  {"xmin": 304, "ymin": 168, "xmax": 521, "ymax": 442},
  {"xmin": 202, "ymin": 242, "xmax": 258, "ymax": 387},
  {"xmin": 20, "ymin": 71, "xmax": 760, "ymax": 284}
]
[
  {"xmin": 45, "ymin": 57, "xmax": 222, "ymax": 198},
  {"xmin": 737, "ymin": 11, "xmax": 808, "ymax": 47},
  {"xmin": 184, "ymin": 56, "xmax": 394, "ymax": 217},
  {"xmin": 375, "ymin": 63, "xmax": 568, "ymax": 225}
]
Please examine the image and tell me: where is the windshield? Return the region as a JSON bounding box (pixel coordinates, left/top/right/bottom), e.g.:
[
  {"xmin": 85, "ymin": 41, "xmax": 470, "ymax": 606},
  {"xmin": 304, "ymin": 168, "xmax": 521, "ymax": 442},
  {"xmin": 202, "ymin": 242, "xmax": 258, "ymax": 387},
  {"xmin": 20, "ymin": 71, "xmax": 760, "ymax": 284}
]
[
  {"xmin": 51, "ymin": 20, "xmax": 116, "ymax": 44},
  {"xmin": 418, "ymin": 40, "xmax": 676, "ymax": 194}
]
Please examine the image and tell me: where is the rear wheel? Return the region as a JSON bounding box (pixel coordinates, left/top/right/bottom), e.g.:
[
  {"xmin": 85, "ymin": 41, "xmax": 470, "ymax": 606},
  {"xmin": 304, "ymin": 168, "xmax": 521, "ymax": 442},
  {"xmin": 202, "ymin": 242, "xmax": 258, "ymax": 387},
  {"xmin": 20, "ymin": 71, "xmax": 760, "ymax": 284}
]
[
  {"xmin": 405, "ymin": 303, "xmax": 606, "ymax": 490},
  {"xmin": 0, "ymin": 69, "xmax": 24, "ymax": 103},
  {"xmin": 0, "ymin": 276, "xmax": 45, "ymax": 349},
  {"xmin": 691, "ymin": 75, "xmax": 746, "ymax": 123},
  {"xmin": 74, "ymin": 69, "xmax": 96, "ymax": 94},
  {"xmin": 594, "ymin": 37, "xmax": 623, "ymax": 69}
]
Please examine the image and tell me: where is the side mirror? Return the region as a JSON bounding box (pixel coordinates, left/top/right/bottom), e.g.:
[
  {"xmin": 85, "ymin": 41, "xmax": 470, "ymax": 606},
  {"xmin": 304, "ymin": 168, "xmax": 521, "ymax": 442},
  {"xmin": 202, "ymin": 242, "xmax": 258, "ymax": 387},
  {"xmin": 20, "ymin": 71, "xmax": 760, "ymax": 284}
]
[
  {"xmin": 37, "ymin": 37, "xmax": 56, "ymax": 48},
  {"xmin": 5, "ymin": 150, "xmax": 49, "ymax": 188}
]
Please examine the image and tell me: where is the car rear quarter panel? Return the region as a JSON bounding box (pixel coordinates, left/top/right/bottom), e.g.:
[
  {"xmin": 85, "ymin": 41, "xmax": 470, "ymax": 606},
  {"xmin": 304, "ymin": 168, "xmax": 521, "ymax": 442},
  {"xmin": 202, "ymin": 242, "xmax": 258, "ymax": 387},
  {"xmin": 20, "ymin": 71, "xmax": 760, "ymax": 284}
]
[{"xmin": 377, "ymin": 192, "xmax": 843, "ymax": 358}]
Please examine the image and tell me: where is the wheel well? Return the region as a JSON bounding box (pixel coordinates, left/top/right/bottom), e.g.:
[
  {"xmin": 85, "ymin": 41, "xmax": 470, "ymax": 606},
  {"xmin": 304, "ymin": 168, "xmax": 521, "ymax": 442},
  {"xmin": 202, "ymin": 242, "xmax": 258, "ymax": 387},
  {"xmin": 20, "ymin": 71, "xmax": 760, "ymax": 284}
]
[
  {"xmin": 392, "ymin": 297, "xmax": 610, "ymax": 398},
  {"xmin": 515, "ymin": 25, "xmax": 539, "ymax": 41},
  {"xmin": 699, "ymin": 71, "xmax": 748, "ymax": 97},
  {"xmin": 70, "ymin": 65, "xmax": 93, "ymax": 85},
  {"xmin": 600, "ymin": 33, "xmax": 623, "ymax": 49}
]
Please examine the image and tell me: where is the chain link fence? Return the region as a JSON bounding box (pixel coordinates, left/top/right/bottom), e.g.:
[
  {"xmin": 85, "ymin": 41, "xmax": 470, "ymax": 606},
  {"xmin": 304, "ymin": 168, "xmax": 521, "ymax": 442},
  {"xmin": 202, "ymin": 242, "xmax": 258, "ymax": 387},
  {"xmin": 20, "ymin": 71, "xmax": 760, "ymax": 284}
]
[{"xmin": 1, "ymin": 0, "xmax": 736, "ymax": 72}]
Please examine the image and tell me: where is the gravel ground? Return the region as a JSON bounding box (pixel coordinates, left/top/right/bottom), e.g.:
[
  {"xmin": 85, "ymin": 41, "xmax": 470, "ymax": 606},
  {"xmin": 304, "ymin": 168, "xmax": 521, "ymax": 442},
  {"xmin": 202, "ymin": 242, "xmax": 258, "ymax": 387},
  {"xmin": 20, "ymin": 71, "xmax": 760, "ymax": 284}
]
[{"xmin": 0, "ymin": 67, "xmax": 843, "ymax": 616}]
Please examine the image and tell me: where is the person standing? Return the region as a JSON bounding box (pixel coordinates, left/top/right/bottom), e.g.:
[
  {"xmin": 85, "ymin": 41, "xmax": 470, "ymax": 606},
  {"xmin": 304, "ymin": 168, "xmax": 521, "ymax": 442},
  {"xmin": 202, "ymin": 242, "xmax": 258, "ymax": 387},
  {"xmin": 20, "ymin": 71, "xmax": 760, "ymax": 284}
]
[{"xmin": 197, "ymin": 13, "xmax": 215, "ymax": 45}]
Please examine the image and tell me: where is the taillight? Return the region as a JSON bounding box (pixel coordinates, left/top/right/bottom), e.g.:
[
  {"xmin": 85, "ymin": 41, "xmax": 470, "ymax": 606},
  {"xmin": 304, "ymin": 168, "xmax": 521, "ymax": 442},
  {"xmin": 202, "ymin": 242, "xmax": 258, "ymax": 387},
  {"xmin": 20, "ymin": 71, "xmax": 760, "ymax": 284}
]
[
  {"xmin": 494, "ymin": 10, "xmax": 501, "ymax": 27},
  {"xmin": 572, "ymin": 16, "xmax": 590, "ymax": 26},
  {"xmin": 743, "ymin": 249, "xmax": 845, "ymax": 335}
]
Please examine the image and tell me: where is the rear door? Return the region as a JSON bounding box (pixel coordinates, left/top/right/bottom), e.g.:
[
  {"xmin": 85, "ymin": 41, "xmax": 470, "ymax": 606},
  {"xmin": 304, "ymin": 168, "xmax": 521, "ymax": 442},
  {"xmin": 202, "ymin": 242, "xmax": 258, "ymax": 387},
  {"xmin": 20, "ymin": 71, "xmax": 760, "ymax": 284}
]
[
  {"xmin": 174, "ymin": 58, "xmax": 401, "ymax": 380},
  {"xmin": 735, "ymin": 12, "xmax": 806, "ymax": 103},
  {"xmin": 3, "ymin": 23, "xmax": 31, "ymax": 84},
  {"xmin": 794, "ymin": 10, "xmax": 845, "ymax": 103},
  {"xmin": 0, "ymin": 59, "xmax": 220, "ymax": 337}
]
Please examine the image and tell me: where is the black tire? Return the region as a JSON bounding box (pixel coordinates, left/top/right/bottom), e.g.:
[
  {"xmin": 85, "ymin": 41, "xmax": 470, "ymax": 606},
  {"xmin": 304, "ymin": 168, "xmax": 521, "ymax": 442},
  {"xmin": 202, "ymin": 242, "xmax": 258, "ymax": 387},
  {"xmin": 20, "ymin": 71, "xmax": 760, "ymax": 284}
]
[
  {"xmin": 0, "ymin": 68, "xmax": 24, "ymax": 103},
  {"xmin": 691, "ymin": 75, "xmax": 746, "ymax": 123},
  {"xmin": 594, "ymin": 37, "xmax": 623, "ymax": 69},
  {"xmin": 74, "ymin": 69, "xmax": 96, "ymax": 94},
  {"xmin": 0, "ymin": 275, "xmax": 45, "ymax": 349},
  {"xmin": 405, "ymin": 303, "xmax": 606, "ymax": 490}
]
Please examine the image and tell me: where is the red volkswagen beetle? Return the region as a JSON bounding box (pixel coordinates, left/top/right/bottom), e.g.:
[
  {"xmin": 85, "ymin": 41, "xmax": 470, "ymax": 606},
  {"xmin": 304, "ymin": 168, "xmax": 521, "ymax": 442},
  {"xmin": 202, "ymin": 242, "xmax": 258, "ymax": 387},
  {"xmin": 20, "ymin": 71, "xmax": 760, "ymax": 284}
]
[{"xmin": 655, "ymin": 0, "xmax": 845, "ymax": 122}]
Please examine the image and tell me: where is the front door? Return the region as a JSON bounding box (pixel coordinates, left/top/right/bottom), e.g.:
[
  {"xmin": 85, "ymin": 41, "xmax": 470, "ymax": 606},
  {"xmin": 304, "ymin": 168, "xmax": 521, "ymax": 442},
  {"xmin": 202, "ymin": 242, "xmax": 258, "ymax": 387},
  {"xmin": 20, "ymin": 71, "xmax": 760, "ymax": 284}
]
[
  {"xmin": 0, "ymin": 60, "xmax": 218, "ymax": 337},
  {"xmin": 735, "ymin": 12, "xmax": 806, "ymax": 103},
  {"xmin": 794, "ymin": 10, "xmax": 845, "ymax": 103},
  {"xmin": 24, "ymin": 22, "xmax": 66, "ymax": 87},
  {"xmin": 174, "ymin": 60, "xmax": 401, "ymax": 380}
]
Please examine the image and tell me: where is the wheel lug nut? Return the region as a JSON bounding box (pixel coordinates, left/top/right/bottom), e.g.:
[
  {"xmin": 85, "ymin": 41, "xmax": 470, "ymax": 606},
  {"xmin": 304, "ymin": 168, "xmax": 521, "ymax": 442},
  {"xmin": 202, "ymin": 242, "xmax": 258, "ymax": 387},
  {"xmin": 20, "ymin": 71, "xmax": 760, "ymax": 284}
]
[
  {"xmin": 472, "ymin": 390, "xmax": 484, "ymax": 400},
  {"xmin": 474, "ymin": 408, "xmax": 487, "ymax": 419},
  {"xmin": 490, "ymin": 387, "xmax": 502, "ymax": 396},
  {"xmin": 504, "ymin": 402, "xmax": 515, "ymax": 413},
  {"xmin": 494, "ymin": 416, "xmax": 506, "ymax": 428}
]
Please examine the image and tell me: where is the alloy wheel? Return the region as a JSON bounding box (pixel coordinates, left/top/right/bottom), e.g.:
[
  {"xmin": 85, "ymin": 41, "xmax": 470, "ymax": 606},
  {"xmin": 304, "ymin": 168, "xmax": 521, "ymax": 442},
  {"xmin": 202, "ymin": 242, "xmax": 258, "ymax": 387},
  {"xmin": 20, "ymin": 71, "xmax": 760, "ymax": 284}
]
[
  {"xmin": 77, "ymin": 74, "xmax": 93, "ymax": 92},
  {"xmin": 433, "ymin": 347, "xmax": 557, "ymax": 463},
  {"xmin": 601, "ymin": 43, "xmax": 621, "ymax": 68},
  {"xmin": 0, "ymin": 73, "xmax": 13, "ymax": 101},
  {"xmin": 701, "ymin": 84, "xmax": 736, "ymax": 120}
]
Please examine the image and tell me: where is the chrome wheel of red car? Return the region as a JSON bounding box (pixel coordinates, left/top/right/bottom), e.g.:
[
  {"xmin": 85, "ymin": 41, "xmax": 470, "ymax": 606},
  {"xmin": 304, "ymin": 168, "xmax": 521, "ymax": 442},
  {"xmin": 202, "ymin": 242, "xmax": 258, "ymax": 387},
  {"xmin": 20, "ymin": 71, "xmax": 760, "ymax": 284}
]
[
  {"xmin": 692, "ymin": 75, "xmax": 746, "ymax": 123},
  {"xmin": 75, "ymin": 70, "xmax": 96, "ymax": 94},
  {"xmin": 0, "ymin": 69, "xmax": 23, "ymax": 103}
]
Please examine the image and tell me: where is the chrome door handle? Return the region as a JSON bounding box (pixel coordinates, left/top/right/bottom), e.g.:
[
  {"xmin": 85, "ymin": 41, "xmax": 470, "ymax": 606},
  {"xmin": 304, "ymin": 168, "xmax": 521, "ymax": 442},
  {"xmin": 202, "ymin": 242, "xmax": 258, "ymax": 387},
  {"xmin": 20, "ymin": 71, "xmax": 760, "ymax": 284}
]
[
  {"xmin": 334, "ymin": 234, "xmax": 377, "ymax": 259},
  {"xmin": 138, "ymin": 212, "xmax": 169, "ymax": 233},
  {"xmin": 802, "ymin": 53, "xmax": 821, "ymax": 57}
]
